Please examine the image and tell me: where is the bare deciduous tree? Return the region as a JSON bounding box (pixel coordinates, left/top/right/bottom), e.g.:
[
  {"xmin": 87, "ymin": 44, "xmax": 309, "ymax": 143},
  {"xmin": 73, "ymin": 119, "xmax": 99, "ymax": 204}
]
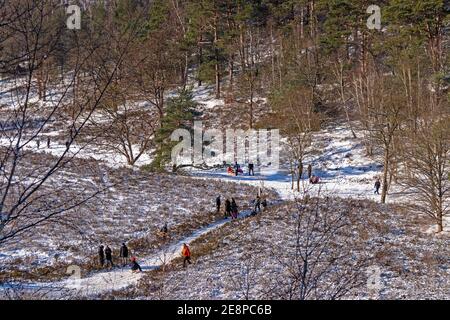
[
  {"xmin": 399, "ymin": 117, "xmax": 450, "ymax": 232},
  {"xmin": 0, "ymin": 0, "xmax": 146, "ymax": 245},
  {"xmin": 269, "ymin": 195, "xmax": 372, "ymax": 300}
]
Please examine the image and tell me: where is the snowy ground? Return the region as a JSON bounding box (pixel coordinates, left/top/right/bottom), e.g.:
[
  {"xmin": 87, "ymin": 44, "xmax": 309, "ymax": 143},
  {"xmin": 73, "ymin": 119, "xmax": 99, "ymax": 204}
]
[
  {"xmin": 1, "ymin": 208, "xmax": 260, "ymax": 299},
  {"xmin": 0, "ymin": 150, "xmax": 272, "ymax": 284},
  {"xmin": 123, "ymin": 198, "xmax": 450, "ymax": 300},
  {"xmin": 1, "ymin": 79, "xmax": 448, "ymax": 300},
  {"xmin": 190, "ymin": 125, "xmax": 396, "ymax": 202}
]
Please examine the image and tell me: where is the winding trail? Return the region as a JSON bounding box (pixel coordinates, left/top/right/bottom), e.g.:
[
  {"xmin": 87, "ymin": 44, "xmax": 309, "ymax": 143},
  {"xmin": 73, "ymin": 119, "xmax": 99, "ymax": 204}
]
[
  {"xmin": 1, "ymin": 208, "xmax": 258, "ymax": 298},
  {"xmin": 1, "ymin": 124, "xmax": 390, "ymax": 298}
]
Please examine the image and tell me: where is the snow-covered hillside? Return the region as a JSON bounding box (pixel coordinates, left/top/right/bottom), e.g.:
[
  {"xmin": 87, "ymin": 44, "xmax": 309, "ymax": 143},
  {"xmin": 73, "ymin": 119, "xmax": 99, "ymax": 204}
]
[{"xmin": 1, "ymin": 81, "xmax": 448, "ymax": 301}]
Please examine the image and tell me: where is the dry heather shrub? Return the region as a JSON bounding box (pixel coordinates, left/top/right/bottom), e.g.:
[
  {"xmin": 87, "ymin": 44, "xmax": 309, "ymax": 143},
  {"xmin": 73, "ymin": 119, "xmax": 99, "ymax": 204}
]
[{"xmin": 421, "ymin": 250, "xmax": 438, "ymax": 267}]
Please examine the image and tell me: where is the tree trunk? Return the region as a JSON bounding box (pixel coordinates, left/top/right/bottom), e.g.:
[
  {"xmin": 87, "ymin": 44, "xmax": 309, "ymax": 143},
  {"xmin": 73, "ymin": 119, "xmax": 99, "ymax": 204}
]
[
  {"xmin": 228, "ymin": 58, "xmax": 234, "ymax": 100},
  {"xmin": 290, "ymin": 161, "xmax": 295, "ymax": 190},
  {"xmin": 297, "ymin": 161, "xmax": 303, "ymax": 192},
  {"xmin": 215, "ymin": 61, "xmax": 221, "ymax": 99},
  {"xmin": 182, "ymin": 52, "xmax": 188, "ymax": 90},
  {"xmin": 436, "ymin": 213, "xmax": 443, "ymax": 233},
  {"xmin": 381, "ymin": 148, "xmax": 390, "ymax": 204},
  {"xmin": 214, "ymin": 17, "xmax": 221, "ymax": 99},
  {"xmin": 249, "ymin": 80, "xmax": 254, "ymax": 129},
  {"xmin": 270, "ymin": 22, "xmax": 276, "ymax": 85},
  {"xmin": 198, "ymin": 34, "xmax": 203, "ymax": 87}
]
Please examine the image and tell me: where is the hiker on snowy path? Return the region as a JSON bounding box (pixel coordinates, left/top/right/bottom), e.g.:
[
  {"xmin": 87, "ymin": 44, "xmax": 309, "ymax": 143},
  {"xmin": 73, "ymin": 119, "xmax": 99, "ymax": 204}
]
[
  {"xmin": 130, "ymin": 257, "xmax": 142, "ymax": 273},
  {"xmin": 225, "ymin": 199, "xmax": 232, "ymax": 218},
  {"xmin": 374, "ymin": 178, "xmax": 381, "ymax": 195},
  {"xmin": 98, "ymin": 245, "xmax": 105, "ymax": 267},
  {"xmin": 216, "ymin": 196, "xmax": 221, "ymax": 213},
  {"xmin": 231, "ymin": 198, "xmax": 238, "ymax": 219},
  {"xmin": 105, "ymin": 245, "xmax": 114, "ymax": 268},
  {"xmin": 262, "ymin": 198, "xmax": 268, "ymax": 210},
  {"xmin": 182, "ymin": 243, "xmax": 192, "ymax": 268},
  {"xmin": 254, "ymin": 195, "xmax": 261, "ymax": 213},
  {"xmin": 248, "ymin": 162, "xmax": 254, "ymax": 176},
  {"xmin": 160, "ymin": 222, "xmax": 168, "ymax": 236},
  {"xmin": 47, "ymin": 136, "xmax": 51, "ymax": 148},
  {"xmin": 234, "ymin": 162, "xmax": 240, "ymax": 176},
  {"xmin": 119, "ymin": 243, "xmax": 129, "ymax": 265}
]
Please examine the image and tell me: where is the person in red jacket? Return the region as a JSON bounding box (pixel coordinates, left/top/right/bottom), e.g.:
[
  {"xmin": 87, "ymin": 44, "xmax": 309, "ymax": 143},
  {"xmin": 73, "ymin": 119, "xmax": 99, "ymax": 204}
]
[{"xmin": 181, "ymin": 243, "xmax": 192, "ymax": 268}]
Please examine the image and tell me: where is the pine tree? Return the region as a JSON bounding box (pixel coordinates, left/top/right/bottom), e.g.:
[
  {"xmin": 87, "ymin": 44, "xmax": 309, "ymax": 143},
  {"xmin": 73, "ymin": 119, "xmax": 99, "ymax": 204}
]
[{"xmin": 151, "ymin": 89, "xmax": 197, "ymax": 172}]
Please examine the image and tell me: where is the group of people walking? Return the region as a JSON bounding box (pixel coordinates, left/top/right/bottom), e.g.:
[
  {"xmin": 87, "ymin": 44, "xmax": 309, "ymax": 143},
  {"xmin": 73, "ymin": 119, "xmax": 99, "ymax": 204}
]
[
  {"xmin": 35, "ymin": 136, "xmax": 51, "ymax": 149},
  {"xmin": 253, "ymin": 195, "xmax": 267, "ymax": 214},
  {"xmin": 97, "ymin": 241, "xmax": 194, "ymax": 271},
  {"xmin": 98, "ymin": 244, "xmax": 115, "ymax": 268},
  {"xmin": 216, "ymin": 194, "xmax": 268, "ymax": 219},
  {"xmin": 216, "ymin": 196, "xmax": 239, "ymax": 219},
  {"xmin": 98, "ymin": 243, "xmax": 142, "ymax": 273}
]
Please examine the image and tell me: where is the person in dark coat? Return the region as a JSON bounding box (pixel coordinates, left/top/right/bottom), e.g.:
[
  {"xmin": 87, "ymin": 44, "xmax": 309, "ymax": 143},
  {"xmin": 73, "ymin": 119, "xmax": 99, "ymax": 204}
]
[
  {"xmin": 130, "ymin": 257, "xmax": 142, "ymax": 273},
  {"xmin": 225, "ymin": 199, "xmax": 232, "ymax": 218},
  {"xmin": 104, "ymin": 245, "xmax": 114, "ymax": 268},
  {"xmin": 261, "ymin": 198, "xmax": 268, "ymax": 209},
  {"xmin": 160, "ymin": 222, "xmax": 168, "ymax": 234},
  {"xmin": 234, "ymin": 161, "xmax": 239, "ymax": 176},
  {"xmin": 248, "ymin": 162, "xmax": 254, "ymax": 176},
  {"xmin": 158, "ymin": 222, "xmax": 169, "ymax": 239},
  {"xmin": 374, "ymin": 178, "xmax": 381, "ymax": 195},
  {"xmin": 47, "ymin": 136, "xmax": 51, "ymax": 148},
  {"xmin": 119, "ymin": 243, "xmax": 129, "ymax": 265},
  {"xmin": 254, "ymin": 195, "xmax": 261, "ymax": 213},
  {"xmin": 231, "ymin": 198, "xmax": 238, "ymax": 219},
  {"xmin": 98, "ymin": 245, "xmax": 105, "ymax": 267},
  {"xmin": 216, "ymin": 196, "xmax": 221, "ymax": 213}
]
